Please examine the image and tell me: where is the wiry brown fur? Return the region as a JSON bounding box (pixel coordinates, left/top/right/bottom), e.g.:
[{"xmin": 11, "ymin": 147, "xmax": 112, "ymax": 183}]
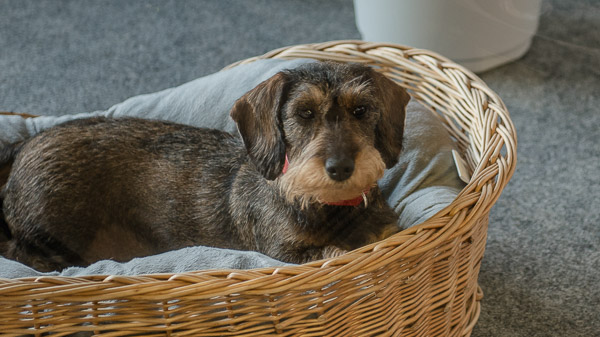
[
  {"xmin": 0, "ymin": 62, "xmax": 410, "ymax": 272},
  {"xmin": 276, "ymin": 139, "xmax": 386, "ymax": 208}
]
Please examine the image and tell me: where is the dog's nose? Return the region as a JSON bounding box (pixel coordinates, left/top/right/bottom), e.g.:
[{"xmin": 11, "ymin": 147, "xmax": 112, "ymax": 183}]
[{"xmin": 325, "ymin": 156, "xmax": 355, "ymax": 181}]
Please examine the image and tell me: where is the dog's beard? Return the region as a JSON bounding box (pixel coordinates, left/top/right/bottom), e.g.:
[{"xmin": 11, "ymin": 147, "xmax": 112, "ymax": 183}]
[{"xmin": 276, "ymin": 147, "xmax": 386, "ymax": 209}]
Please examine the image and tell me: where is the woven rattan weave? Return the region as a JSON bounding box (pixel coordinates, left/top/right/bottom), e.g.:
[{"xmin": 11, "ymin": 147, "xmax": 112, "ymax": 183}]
[{"xmin": 0, "ymin": 41, "xmax": 516, "ymax": 337}]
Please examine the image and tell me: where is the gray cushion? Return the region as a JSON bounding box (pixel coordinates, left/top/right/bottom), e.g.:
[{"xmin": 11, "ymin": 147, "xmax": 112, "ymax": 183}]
[{"xmin": 0, "ymin": 59, "xmax": 464, "ymax": 277}]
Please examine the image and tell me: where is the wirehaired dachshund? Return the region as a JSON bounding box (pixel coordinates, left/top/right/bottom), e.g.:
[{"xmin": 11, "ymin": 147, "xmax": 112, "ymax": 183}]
[{"xmin": 0, "ymin": 62, "xmax": 410, "ymax": 272}]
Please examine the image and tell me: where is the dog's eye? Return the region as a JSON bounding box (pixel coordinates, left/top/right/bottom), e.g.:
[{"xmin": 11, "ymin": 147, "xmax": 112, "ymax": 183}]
[
  {"xmin": 298, "ymin": 109, "xmax": 315, "ymax": 119},
  {"xmin": 353, "ymin": 106, "xmax": 368, "ymax": 118}
]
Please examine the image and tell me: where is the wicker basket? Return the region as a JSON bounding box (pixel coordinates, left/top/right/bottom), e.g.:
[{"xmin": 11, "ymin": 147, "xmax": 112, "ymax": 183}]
[{"xmin": 0, "ymin": 40, "xmax": 516, "ymax": 337}]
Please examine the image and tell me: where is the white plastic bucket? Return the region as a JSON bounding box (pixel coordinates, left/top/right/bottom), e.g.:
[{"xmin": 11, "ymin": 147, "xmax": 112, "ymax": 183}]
[{"xmin": 354, "ymin": 0, "xmax": 542, "ymax": 72}]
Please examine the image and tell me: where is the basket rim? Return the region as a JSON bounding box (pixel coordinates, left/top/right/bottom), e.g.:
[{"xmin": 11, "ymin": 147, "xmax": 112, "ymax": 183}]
[{"xmin": 0, "ymin": 40, "xmax": 517, "ymax": 295}]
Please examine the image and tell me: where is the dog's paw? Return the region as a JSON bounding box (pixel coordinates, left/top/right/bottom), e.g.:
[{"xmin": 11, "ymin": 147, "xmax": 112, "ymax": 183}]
[{"xmin": 322, "ymin": 245, "xmax": 348, "ymax": 259}]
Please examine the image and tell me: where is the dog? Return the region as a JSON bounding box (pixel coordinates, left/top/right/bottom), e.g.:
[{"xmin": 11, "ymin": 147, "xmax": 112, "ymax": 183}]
[{"xmin": 0, "ymin": 62, "xmax": 410, "ymax": 272}]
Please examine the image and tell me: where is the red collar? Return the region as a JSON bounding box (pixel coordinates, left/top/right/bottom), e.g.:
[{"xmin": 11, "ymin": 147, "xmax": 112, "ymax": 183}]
[
  {"xmin": 324, "ymin": 193, "xmax": 368, "ymax": 207},
  {"xmin": 282, "ymin": 155, "xmax": 369, "ymax": 207},
  {"xmin": 282, "ymin": 154, "xmax": 290, "ymax": 174}
]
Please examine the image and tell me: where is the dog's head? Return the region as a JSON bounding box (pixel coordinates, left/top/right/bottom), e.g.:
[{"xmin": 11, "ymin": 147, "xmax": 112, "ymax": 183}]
[{"xmin": 230, "ymin": 61, "xmax": 410, "ymax": 206}]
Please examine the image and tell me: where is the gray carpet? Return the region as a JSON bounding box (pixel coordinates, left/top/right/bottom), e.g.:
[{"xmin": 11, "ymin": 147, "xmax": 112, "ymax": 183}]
[{"xmin": 1, "ymin": 0, "xmax": 598, "ymax": 336}]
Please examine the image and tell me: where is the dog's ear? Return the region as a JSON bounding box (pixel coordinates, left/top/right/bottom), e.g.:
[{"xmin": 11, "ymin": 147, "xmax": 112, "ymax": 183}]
[
  {"xmin": 230, "ymin": 72, "xmax": 289, "ymax": 180},
  {"xmin": 371, "ymin": 70, "xmax": 410, "ymax": 168}
]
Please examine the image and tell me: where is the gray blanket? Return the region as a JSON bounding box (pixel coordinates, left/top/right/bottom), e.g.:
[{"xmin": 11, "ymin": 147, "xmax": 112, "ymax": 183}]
[{"xmin": 0, "ymin": 59, "xmax": 464, "ymax": 278}]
